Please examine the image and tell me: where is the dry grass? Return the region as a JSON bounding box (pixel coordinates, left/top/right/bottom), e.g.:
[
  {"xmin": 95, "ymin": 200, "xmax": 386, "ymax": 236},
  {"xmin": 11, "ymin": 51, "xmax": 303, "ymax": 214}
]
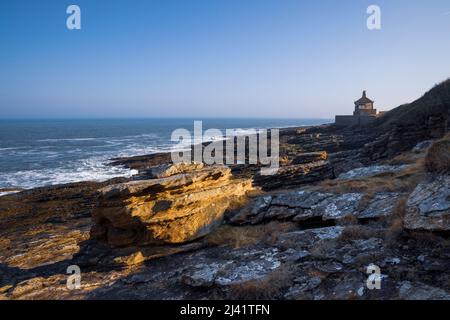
[
  {"xmin": 357, "ymin": 193, "xmax": 375, "ymax": 211},
  {"xmin": 310, "ymin": 239, "xmax": 337, "ymax": 258},
  {"xmin": 318, "ymin": 157, "xmax": 425, "ymax": 195},
  {"xmin": 387, "ymin": 150, "xmax": 424, "ymax": 165},
  {"xmin": 206, "ymin": 221, "xmax": 296, "ymax": 249},
  {"xmin": 228, "ymin": 263, "xmax": 296, "ymax": 299},
  {"xmin": 337, "ymin": 225, "xmax": 382, "ymax": 243},
  {"xmin": 425, "ymin": 134, "xmax": 450, "ymax": 174},
  {"xmin": 384, "ymin": 197, "xmax": 407, "ymax": 245},
  {"xmin": 336, "ymin": 214, "xmax": 359, "ymax": 226},
  {"xmin": 408, "ymin": 231, "xmax": 450, "ymax": 248}
]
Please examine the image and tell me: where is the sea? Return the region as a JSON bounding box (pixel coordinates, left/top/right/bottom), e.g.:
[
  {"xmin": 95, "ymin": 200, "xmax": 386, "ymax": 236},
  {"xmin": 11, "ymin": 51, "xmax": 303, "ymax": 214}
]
[{"xmin": 0, "ymin": 118, "xmax": 332, "ymax": 192}]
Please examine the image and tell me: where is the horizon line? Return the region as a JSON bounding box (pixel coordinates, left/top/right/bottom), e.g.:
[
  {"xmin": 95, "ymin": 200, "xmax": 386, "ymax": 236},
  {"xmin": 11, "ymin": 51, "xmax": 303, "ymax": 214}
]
[{"xmin": 0, "ymin": 117, "xmax": 335, "ymax": 121}]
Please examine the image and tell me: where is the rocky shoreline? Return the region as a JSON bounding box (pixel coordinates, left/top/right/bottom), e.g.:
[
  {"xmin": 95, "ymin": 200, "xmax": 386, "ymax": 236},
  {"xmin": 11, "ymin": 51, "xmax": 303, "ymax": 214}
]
[{"xmin": 1, "ymin": 81, "xmax": 449, "ymax": 300}]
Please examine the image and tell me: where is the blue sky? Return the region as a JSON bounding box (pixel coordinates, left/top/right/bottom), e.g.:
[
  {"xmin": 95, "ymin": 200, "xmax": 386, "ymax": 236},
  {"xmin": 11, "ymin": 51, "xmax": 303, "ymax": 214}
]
[{"xmin": 1, "ymin": 0, "xmax": 449, "ymax": 118}]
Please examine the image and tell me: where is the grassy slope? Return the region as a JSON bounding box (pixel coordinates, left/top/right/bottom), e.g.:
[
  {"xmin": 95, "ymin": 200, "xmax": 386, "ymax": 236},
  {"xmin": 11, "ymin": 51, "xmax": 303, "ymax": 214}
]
[{"xmin": 375, "ymin": 79, "xmax": 450, "ymax": 128}]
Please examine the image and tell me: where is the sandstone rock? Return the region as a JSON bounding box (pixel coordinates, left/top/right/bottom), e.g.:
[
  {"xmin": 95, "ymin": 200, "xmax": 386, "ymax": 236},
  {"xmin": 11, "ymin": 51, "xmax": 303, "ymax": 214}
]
[
  {"xmin": 145, "ymin": 162, "xmax": 204, "ymax": 179},
  {"xmin": 291, "ymin": 151, "xmax": 328, "ymax": 164},
  {"xmin": 92, "ymin": 165, "xmax": 253, "ymax": 246},
  {"xmin": 404, "ymin": 175, "xmax": 450, "ymax": 231}
]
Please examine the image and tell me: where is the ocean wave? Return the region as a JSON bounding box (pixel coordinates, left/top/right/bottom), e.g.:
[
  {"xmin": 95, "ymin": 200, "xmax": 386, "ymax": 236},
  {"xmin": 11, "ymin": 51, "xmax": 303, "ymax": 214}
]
[
  {"xmin": 0, "ymin": 190, "xmax": 21, "ymax": 197},
  {"xmin": 0, "ymin": 120, "xmax": 332, "ymax": 189},
  {"xmin": 37, "ymin": 133, "xmax": 161, "ymax": 143},
  {"xmin": 37, "ymin": 137, "xmax": 98, "ymax": 142},
  {"xmin": 0, "ymin": 157, "xmax": 138, "ymax": 189},
  {"xmin": 0, "ymin": 147, "xmax": 27, "ymax": 151}
]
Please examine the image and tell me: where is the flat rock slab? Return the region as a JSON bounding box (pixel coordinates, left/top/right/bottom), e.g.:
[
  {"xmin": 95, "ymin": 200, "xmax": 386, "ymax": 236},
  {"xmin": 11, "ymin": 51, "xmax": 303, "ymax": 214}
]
[
  {"xmin": 231, "ymin": 190, "xmax": 404, "ymax": 224},
  {"xmin": 253, "ymin": 160, "xmax": 334, "ymax": 190},
  {"xmin": 398, "ymin": 281, "xmax": 450, "ymax": 300},
  {"xmin": 338, "ymin": 165, "xmax": 409, "ymax": 180},
  {"xmin": 181, "ymin": 248, "xmax": 281, "ymax": 287},
  {"xmin": 404, "ymin": 175, "xmax": 450, "ymax": 231},
  {"xmin": 276, "ymin": 226, "xmax": 344, "ymax": 250}
]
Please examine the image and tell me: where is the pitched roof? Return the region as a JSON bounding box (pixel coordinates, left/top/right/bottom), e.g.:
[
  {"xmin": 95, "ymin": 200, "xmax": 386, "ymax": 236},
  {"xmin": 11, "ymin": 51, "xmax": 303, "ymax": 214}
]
[{"xmin": 355, "ymin": 90, "xmax": 374, "ymax": 104}]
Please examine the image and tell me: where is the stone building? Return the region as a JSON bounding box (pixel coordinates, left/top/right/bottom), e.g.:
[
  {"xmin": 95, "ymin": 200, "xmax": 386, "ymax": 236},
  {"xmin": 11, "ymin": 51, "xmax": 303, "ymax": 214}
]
[
  {"xmin": 335, "ymin": 91, "xmax": 379, "ymax": 126},
  {"xmin": 353, "ymin": 91, "xmax": 376, "ymax": 116}
]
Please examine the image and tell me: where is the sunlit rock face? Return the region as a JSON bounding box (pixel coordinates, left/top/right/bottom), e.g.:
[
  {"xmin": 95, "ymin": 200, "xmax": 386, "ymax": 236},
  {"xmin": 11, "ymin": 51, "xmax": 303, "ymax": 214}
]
[{"xmin": 91, "ymin": 164, "xmax": 253, "ymax": 246}]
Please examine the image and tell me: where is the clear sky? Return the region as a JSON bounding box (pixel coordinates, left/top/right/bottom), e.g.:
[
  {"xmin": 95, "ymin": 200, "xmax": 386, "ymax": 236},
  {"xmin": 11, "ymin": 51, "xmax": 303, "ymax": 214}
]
[{"xmin": 1, "ymin": 0, "xmax": 449, "ymax": 118}]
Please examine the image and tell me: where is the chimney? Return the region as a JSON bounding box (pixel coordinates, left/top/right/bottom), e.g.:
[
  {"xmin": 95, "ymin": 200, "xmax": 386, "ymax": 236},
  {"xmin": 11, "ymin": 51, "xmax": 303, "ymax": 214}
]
[{"xmin": 362, "ymin": 90, "xmax": 366, "ymax": 98}]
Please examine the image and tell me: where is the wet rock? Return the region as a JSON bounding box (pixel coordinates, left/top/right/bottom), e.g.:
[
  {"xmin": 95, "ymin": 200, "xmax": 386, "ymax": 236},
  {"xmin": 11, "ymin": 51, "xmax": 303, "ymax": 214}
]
[{"xmin": 404, "ymin": 175, "xmax": 450, "ymax": 231}]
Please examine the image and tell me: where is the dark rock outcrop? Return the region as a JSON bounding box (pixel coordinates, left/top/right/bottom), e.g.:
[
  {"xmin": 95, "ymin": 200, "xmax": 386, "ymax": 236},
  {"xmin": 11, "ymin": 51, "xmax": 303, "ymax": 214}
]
[
  {"xmin": 404, "ymin": 175, "xmax": 450, "ymax": 231},
  {"xmin": 230, "ymin": 189, "xmax": 404, "ymax": 225},
  {"xmin": 253, "ymin": 160, "xmax": 334, "ymax": 190}
]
